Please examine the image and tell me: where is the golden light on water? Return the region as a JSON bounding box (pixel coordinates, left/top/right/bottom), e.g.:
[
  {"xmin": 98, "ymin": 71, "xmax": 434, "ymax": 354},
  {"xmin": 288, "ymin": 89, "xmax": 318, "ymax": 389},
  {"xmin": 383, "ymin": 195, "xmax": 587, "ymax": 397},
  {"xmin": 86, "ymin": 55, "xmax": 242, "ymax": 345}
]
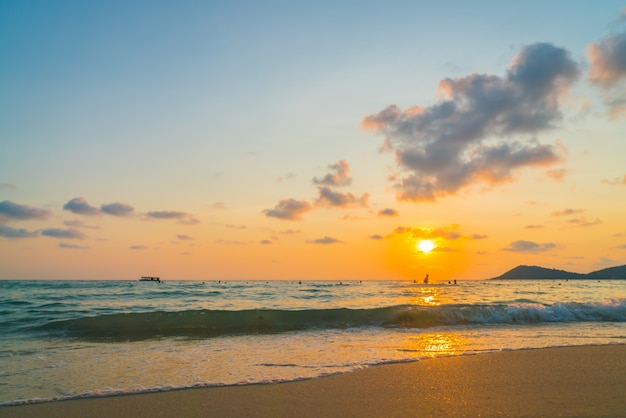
[
  {"xmin": 403, "ymin": 333, "xmax": 467, "ymax": 358},
  {"xmin": 413, "ymin": 287, "xmax": 442, "ymax": 306}
]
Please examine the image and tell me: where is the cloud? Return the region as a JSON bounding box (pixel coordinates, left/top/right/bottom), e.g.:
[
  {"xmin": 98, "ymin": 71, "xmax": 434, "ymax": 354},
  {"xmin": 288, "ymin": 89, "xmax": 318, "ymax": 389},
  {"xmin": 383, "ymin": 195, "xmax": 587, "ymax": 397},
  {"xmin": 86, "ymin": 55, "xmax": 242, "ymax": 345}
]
[
  {"xmin": 313, "ymin": 160, "xmax": 352, "ymax": 187},
  {"xmin": 260, "ymin": 239, "xmax": 273, "ymax": 245},
  {"xmin": 276, "ymin": 173, "xmax": 296, "ymax": 183},
  {"xmin": 369, "ymin": 234, "xmax": 385, "ymax": 240},
  {"xmin": 176, "ymin": 234, "xmax": 194, "ymax": 241},
  {"xmin": 0, "ymin": 200, "xmax": 53, "ymax": 221},
  {"xmin": 225, "ymin": 224, "xmax": 247, "ymax": 229},
  {"xmin": 0, "ymin": 183, "xmax": 16, "ymax": 190},
  {"xmin": 394, "ymin": 225, "xmax": 462, "ymax": 240},
  {"xmin": 433, "ymin": 246, "xmax": 457, "ymax": 252},
  {"xmin": 41, "ymin": 228, "xmax": 86, "ymax": 239},
  {"xmin": 551, "ymin": 208, "xmax": 583, "ymax": 216},
  {"xmin": 101, "ymin": 202, "xmax": 134, "ymax": 217},
  {"xmin": 524, "ymin": 224, "xmax": 545, "ymax": 229},
  {"xmin": 363, "ymin": 42, "xmax": 577, "ymax": 202},
  {"xmin": 315, "ymin": 187, "xmax": 369, "ymax": 208},
  {"xmin": 306, "ymin": 236, "xmax": 343, "ymax": 245},
  {"xmin": 263, "ymin": 199, "xmax": 313, "ymax": 220},
  {"xmin": 145, "ymin": 210, "xmax": 200, "ymax": 225},
  {"xmin": 145, "ymin": 210, "xmax": 187, "ymax": 219},
  {"xmin": 277, "ymin": 229, "xmax": 301, "ymax": 234},
  {"xmin": 588, "ymin": 19, "xmax": 626, "ymax": 117},
  {"xmin": 64, "ymin": 198, "xmax": 135, "ymax": 218},
  {"xmin": 602, "ymin": 174, "xmax": 626, "ymax": 185},
  {"xmin": 214, "ymin": 239, "xmax": 249, "ymax": 245},
  {"xmin": 63, "ymin": 219, "xmax": 100, "ymax": 229},
  {"xmin": 546, "ymin": 168, "xmax": 567, "ymax": 181},
  {"xmin": 501, "ymin": 240, "xmax": 557, "ymax": 253},
  {"xmin": 59, "ymin": 242, "xmax": 89, "ymax": 250},
  {"xmin": 63, "ymin": 197, "xmax": 101, "ymax": 216},
  {"xmin": 588, "ymin": 32, "xmax": 626, "ymax": 88},
  {"xmin": 339, "ymin": 214, "xmax": 368, "ymax": 221},
  {"xmin": 0, "ymin": 225, "xmax": 38, "ymax": 238},
  {"xmin": 211, "ymin": 202, "xmax": 228, "ymax": 209},
  {"xmin": 129, "ymin": 245, "xmax": 147, "ymax": 250},
  {"xmin": 566, "ymin": 217, "xmax": 602, "ymax": 227},
  {"xmin": 471, "ymin": 234, "xmax": 487, "ymax": 240},
  {"xmin": 378, "ymin": 208, "xmax": 399, "ymax": 217}
]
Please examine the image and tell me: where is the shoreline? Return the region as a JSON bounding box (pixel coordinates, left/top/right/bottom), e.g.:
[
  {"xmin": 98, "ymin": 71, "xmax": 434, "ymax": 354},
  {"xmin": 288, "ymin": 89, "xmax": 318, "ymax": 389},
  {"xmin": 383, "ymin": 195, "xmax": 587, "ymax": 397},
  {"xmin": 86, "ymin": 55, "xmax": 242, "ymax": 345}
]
[{"xmin": 2, "ymin": 344, "xmax": 625, "ymax": 417}]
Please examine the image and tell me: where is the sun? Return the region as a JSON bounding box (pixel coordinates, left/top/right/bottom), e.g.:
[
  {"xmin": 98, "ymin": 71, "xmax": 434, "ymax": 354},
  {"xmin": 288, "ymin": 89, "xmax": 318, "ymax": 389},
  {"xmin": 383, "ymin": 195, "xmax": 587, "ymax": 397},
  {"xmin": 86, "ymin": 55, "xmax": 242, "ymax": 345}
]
[{"xmin": 417, "ymin": 239, "xmax": 436, "ymax": 254}]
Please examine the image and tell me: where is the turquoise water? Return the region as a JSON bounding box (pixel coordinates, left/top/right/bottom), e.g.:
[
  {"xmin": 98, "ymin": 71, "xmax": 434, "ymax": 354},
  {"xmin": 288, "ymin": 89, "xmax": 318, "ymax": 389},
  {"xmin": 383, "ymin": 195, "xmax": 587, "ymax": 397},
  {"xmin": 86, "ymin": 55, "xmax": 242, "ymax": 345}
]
[{"xmin": 1, "ymin": 279, "xmax": 625, "ymax": 405}]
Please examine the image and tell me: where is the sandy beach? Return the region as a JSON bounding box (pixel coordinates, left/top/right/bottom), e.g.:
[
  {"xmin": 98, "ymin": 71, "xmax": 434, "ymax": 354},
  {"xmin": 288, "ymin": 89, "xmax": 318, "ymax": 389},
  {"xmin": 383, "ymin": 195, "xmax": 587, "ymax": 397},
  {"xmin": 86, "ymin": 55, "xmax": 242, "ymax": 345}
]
[{"xmin": 2, "ymin": 344, "xmax": 624, "ymax": 418}]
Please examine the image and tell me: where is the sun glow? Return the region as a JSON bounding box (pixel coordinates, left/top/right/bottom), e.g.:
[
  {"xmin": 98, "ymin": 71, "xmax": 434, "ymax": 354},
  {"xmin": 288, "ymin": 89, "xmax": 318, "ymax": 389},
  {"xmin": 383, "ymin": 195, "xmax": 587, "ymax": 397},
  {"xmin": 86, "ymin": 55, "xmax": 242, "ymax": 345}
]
[{"xmin": 417, "ymin": 239, "xmax": 436, "ymax": 253}]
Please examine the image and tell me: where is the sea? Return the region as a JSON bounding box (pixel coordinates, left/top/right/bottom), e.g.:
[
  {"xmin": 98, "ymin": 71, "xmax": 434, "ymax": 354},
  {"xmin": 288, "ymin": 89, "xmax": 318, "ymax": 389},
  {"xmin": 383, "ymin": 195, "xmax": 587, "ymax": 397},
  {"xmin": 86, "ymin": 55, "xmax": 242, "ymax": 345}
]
[{"xmin": 1, "ymin": 278, "xmax": 625, "ymax": 406}]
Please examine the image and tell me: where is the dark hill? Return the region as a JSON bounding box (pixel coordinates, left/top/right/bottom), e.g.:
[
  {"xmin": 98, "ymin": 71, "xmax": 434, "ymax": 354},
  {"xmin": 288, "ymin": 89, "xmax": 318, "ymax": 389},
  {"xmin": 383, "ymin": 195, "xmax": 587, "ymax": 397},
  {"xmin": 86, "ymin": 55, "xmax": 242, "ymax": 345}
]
[
  {"xmin": 491, "ymin": 265, "xmax": 586, "ymax": 280},
  {"xmin": 490, "ymin": 264, "xmax": 626, "ymax": 280},
  {"xmin": 585, "ymin": 265, "xmax": 626, "ymax": 279}
]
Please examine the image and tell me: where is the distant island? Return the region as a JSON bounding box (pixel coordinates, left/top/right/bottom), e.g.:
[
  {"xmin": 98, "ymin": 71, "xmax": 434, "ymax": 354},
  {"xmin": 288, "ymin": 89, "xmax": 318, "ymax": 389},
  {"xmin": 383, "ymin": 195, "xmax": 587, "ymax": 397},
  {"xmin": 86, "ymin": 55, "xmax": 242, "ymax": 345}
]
[{"xmin": 490, "ymin": 264, "xmax": 626, "ymax": 280}]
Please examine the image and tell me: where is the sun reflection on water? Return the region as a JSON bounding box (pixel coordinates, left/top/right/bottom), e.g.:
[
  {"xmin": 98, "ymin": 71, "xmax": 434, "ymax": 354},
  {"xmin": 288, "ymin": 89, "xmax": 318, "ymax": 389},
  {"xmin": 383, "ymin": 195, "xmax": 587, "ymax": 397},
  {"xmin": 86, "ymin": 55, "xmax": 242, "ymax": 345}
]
[
  {"xmin": 400, "ymin": 332, "xmax": 467, "ymax": 358},
  {"xmin": 409, "ymin": 286, "xmax": 445, "ymax": 306}
]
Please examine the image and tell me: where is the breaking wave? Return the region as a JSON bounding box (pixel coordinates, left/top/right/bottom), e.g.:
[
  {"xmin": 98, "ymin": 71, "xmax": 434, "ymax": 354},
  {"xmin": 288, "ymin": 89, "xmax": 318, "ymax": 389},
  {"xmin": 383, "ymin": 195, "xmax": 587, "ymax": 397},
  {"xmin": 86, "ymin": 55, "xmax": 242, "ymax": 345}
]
[{"xmin": 34, "ymin": 299, "xmax": 626, "ymax": 340}]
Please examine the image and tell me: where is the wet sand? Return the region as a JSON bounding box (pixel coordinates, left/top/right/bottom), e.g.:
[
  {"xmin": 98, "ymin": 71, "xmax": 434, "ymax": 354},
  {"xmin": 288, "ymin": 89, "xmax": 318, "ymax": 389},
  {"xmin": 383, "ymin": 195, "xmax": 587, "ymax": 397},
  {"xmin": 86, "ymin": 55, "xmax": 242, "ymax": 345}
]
[{"xmin": 2, "ymin": 344, "xmax": 625, "ymax": 417}]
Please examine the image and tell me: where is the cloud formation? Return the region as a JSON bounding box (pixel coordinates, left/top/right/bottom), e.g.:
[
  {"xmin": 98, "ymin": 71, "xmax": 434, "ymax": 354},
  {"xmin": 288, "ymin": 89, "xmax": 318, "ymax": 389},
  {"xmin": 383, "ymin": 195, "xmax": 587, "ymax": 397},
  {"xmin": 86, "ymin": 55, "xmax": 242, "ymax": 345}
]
[
  {"xmin": 363, "ymin": 42, "xmax": 578, "ymax": 202},
  {"xmin": 145, "ymin": 210, "xmax": 200, "ymax": 225},
  {"xmin": 59, "ymin": 242, "xmax": 89, "ymax": 250},
  {"xmin": 501, "ymin": 240, "xmax": 557, "ymax": 253},
  {"xmin": 41, "ymin": 228, "xmax": 87, "ymax": 239},
  {"xmin": 64, "ymin": 219, "xmax": 100, "ymax": 229},
  {"xmin": 101, "ymin": 202, "xmax": 134, "ymax": 217},
  {"xmin": 588, "ymin": 33, "xmax": 626, "ymax": 87},
  {"xmin": 276, "ymin": 173, "xmax": 295, "ymax": 183},
  {"xmin": 602, "ymin": 174, "xmax": 626, "ymax": 185},
  {"xmin": 551, "ymin": 208, "xmax": 583, "ymax": 216},
  {"xmin": 315, "ymin": 187, "xmax": 369, "ymax": 208},
  {"xmin": 0, "ymin": 225, "xmax": 39, "ymax": 238},
  {"xmin": 0, "ymin": 200, "xmax": 52, "ymax": 221},
  {"xmin": 378, "ymin": 208, "xmax": 399, "ymax": 217},
  {"xmin": 546, "ymin": 168, "xmax": 567, "ymax": 181},
  {"xmin": 306, "ymin": 236, "xmax": 343, "ymax": 244},
  {"xmin": 214, "ymin": 239, "xmax": 250, "ymax": 245},
  {"xmin": 263, "ymin": 199, "xmax": 313, "ymax": 220},
  {"xmin": 277, "ymin": 229, "xmax": 301, "ymax": 235},
  {"xmin": 394, "ymin": 225, "xmax": 462, "ymax": 240},
  {"xmin": 64, "ymin": 198, "xmax": 136, "ymax": 218},
  {"xmin": 313, "ymin": 160, "xmax": 352, "ymax": 187},
  {"xmin": 63, "ymin": 197, "xmax": 101, "ymax": 216},
  {"xmin": 145, "ymin": 211, "xmax": 185, "ymax": 219},
  {"xmin": 566, "ymin": 217, "xmax": 602, "ymax": 227},
  {"xmin": 588, "ymin": 16, "xmax": 626, "ymax": 117}
]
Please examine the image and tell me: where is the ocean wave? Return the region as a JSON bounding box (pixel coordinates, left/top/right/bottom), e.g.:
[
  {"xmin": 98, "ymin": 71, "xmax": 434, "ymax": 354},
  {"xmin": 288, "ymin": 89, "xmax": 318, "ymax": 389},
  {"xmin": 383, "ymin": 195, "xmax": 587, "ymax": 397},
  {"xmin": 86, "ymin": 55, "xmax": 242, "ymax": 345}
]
[{"xmin": 31, "ymin": 299, "xmax": 626, "ymax": 341}]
